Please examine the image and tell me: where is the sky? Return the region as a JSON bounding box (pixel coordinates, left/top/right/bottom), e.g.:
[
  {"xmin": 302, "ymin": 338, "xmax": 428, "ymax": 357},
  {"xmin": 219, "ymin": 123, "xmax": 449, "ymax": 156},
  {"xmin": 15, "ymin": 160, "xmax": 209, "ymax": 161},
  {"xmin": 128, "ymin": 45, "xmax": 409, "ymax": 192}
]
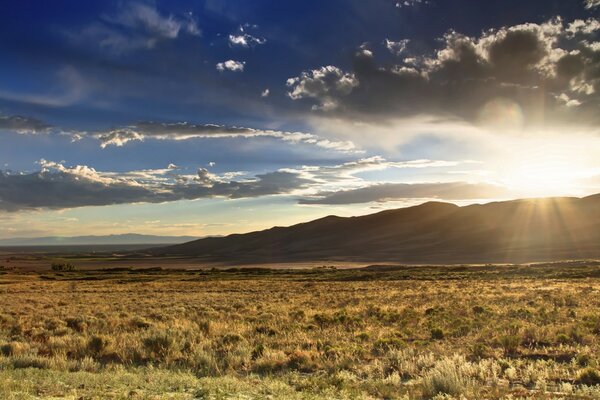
[{"xmin": 1, "ymin": 0, "xmax": 599, "ymax": 239}]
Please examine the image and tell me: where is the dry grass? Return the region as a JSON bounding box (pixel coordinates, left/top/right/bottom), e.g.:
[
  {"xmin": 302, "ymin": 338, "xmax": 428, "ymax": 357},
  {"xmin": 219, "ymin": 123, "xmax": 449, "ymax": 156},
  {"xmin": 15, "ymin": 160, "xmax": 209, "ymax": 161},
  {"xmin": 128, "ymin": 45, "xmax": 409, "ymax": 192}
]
[{"xmin": 1, "ymin": 264, "xmax": 600, "ymax": 399}]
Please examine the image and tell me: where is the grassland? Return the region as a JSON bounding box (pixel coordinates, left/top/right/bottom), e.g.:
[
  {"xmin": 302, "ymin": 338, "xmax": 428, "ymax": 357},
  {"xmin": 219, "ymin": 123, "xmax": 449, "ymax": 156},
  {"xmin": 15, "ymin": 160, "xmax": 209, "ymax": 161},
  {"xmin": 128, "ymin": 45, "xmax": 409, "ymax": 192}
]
[{"xmin": 1, "ymin": 262, "xmax": 600, "ymax": 399}]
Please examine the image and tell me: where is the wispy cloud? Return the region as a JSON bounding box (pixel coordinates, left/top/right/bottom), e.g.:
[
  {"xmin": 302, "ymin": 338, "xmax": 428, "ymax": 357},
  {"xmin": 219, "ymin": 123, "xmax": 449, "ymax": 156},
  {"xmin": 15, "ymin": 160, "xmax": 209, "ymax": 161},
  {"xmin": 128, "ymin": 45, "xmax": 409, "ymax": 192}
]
[
  {"xmin": 69, "ymin": 2, "xmax": 200, "ymax": 53},
  {"xmin": 299, "ymin": 182, "xmax": 510, "ymax": 204}
]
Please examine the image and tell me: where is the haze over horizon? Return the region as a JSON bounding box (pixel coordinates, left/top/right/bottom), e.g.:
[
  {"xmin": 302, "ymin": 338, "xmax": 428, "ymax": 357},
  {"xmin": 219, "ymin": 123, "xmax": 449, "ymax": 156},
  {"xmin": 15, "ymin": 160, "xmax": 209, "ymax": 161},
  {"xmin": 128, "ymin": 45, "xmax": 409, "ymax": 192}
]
[{"xmin": 1, "ymin": 0, "xmax": 600, "ymax": 239}]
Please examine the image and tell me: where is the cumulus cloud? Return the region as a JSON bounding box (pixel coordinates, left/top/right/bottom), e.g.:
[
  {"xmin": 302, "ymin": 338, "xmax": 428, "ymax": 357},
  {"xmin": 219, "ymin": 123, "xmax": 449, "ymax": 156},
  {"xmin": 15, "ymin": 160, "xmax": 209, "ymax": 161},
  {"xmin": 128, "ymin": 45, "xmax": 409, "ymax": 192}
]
[
  {"xmin": 216, "ymin": 60, "xmax": 245, "ymax": 72},
  {"xmin": 287, "ymin": 17, "xmax": 600, "ymax": 126},
  {"xmin": 0, "ymin": 115, "xmax": 51, "ymax": 134},
  {"xmin": 71, "ymin": 2, "xmax": 200, "ymax": 53},
  {"xmin": 299, "ymin": 182, "xmax": 510, "ymax": 204},
  {"xmin": 0, "ymin": 161, "xmax": 314, "ymax": 212},
  {"xmin": 0, "ymin": 156, "xmax": 493, "ymax": 211},
  {"xmin": 286, "ymin": 66, "xmax": 359, "ymax": 110}
]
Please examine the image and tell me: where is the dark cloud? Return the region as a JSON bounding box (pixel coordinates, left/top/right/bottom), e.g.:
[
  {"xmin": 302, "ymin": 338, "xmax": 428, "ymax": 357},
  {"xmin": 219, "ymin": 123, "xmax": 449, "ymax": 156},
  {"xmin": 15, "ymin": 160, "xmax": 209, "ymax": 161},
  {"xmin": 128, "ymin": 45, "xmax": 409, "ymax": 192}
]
[
  {"xmin": 0, "ymin": 162, "xmax": 314, "ymax": 212},
  {"xmin": 287, "ymin": 18, "xmax": 600, "ymax": 126},
  {"xmin": 0, "ymin": 115, "xmax": 52, "ymax": 134},
  {"xmin": 299, "ymin": 182, "xmax": 511, "ymax": 205}
]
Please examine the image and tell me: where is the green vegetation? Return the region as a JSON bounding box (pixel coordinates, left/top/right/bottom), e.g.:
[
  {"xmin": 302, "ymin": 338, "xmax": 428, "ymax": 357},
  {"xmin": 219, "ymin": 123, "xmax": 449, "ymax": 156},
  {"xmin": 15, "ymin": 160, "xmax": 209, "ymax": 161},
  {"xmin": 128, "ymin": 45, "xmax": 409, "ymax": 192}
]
[
  {"xmin": 1, "ymin": 262, "xmax": 600, "ymax": 399},
  {"xmin": 50, "ymin": 262, "xmax": 77, "ymax": 271}
]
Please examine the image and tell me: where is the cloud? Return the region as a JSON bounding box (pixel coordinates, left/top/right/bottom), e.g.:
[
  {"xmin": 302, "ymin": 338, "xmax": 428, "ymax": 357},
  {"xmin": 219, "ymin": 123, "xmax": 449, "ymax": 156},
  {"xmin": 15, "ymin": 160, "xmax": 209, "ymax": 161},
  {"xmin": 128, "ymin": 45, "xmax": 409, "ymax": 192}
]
[
  {"xmin": 0, "ymin": 161, "xmax": 314, "ymax": 212},
  {"xmin": 0, "ymin": 66, "xmax": 88, "ymax": 107},
  {"xmin": 216, "ymin": 60, "xmax": 245, "ymax": 72},
  {"xmin": 71, "ymin": 2, "xmax": 200, "ymax": 53},
  {"xmin": 585, "ymin": 0, "xmax": 600, "ymax": 9},
  {"xmin": 292, "ymin": 156, "xmax": 462, "ymax": 185},
  {"xmin": 0, "ymin": 115, "xmax": 361, "ymax": 153},
  {"xmin": 92, "ymin": 121, "xmax": 359, "ymax": 152},
  {"xmin": 287, "ymin": 17, "xmax": 600, "ymax": 127},
  {"xmin": 228, "ymin": 33, "xmax": 266, "ymax": 47},
  {"xmin": 385, "ymin": 38, "xmax": 410, "ymax": 56},
  {"xmin": 0, "ymin": 115, "xmax": 51, "ymax": 134},
  {"xmin": 395, "ymin": 0, "xmax": 428, "ymax": 8},
  {"xmin": 286, "ymin": 66, "xmax": 359, "ymax": 110},
  {"xmin": 299, "ymin": 182, "xmax": 511, "ymax": 204},
  {"xmin": 261, "ymin": 88, "xmax": 270, "ymax": 97},
  {"xmin": 0, "ymin": 156, "xmax": 489, "ymax": 211}
]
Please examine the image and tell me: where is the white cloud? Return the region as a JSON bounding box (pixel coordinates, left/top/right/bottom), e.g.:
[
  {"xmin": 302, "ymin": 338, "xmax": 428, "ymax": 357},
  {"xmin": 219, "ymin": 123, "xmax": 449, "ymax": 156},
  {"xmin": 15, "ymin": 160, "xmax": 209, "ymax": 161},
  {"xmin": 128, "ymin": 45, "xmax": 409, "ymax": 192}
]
[
  {"xmin": 585, "ymin": 0, "xmax": 600, "ymax": 9},
  {"xmin": 92, "ymin": 121, "xmax": 360, "ymax": 153},
  {"xmin": 216, "ymin": 60, "xmax": 245, "ymax": 72},
  {"xmin": 261, "ymin": 88, "xmax": 270, "ymax": 97},
  {"xmin": 566, "ymin": 18, "xmax": 600, "ymax": 36},
  {"xmin": 286, "ymin": 66, "xmax": 358, "ymax": 110},
  {"xmin": 228, "ymin": 33, "xmax": 266, "ymax": 47},
  {"xmin": 395, "ymin": 0, "xmax": 428, "ymax": 8},
  {"xmin": 385, "ymin": 38, "xmax": 410, "ymax": 55}
]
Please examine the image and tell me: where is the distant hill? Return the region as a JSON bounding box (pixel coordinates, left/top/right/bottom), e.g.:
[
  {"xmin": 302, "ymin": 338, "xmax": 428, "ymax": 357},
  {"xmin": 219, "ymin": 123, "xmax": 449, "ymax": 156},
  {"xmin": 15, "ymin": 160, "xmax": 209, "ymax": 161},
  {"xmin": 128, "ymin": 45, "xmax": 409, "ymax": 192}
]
[
  {"xmin": 0, "ymin": 233, "xmax": 198, "ymax": 246},
  {"xmin": 151, "ymin": 194, "xmax": 600, "ymax": 263}
]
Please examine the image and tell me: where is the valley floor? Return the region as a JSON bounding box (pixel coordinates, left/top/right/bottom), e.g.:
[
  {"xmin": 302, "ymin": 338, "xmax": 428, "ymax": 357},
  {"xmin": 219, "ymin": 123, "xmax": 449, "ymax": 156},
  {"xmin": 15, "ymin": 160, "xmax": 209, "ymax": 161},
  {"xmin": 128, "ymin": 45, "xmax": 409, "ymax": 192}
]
[{"xmin": 1, "ymin": 262, "xmax": 600, "ymax": 399}]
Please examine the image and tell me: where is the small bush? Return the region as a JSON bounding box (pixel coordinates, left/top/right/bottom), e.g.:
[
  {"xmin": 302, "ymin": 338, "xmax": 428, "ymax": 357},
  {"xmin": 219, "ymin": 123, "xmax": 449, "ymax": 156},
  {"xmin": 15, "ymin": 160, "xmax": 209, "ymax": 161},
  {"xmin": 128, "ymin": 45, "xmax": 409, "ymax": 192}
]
[
  {"xmin": 51, "ymin": 262, "xmax": 76, "ymax": 271},
  {"xmin": 431, "ymin": 328, "xmax": 445, "ymax": 340},
  {"xmin": 575, "ymin": 368, "xmax": 600, "ymax": 386},
  {"xmin": 498, "ymin": 334, "xmax": 520, "ymax": 356},
  {"xmin": 87, "ymin": 335, "xmax": 109, "ymax": 355},
  {"xmin": 373, "ymin": 337, "xmax": 405, "ymax": 355},
  {"xmin": 143, "ymin": 332, "xmax": 176, "ymax": 358},
  {"xmin": 472, "ymin": 305, "xmax": 486, "ymax": 314},
  {"xmin": 65, "ymin": 317, "xmax": 87, "ymax": 333},
  {"xmin": 421, "ymin": 356, "xmax": 473, "ymax": 398}
]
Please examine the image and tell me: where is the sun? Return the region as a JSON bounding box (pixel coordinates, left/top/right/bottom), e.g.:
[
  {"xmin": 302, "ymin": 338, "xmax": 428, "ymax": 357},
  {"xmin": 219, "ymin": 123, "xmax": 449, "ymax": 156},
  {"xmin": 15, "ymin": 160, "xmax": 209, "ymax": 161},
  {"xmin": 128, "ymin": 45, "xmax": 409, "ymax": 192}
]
[{"xmin": 499, "ymin": 146, "xmax": 595, "ymax": 197}]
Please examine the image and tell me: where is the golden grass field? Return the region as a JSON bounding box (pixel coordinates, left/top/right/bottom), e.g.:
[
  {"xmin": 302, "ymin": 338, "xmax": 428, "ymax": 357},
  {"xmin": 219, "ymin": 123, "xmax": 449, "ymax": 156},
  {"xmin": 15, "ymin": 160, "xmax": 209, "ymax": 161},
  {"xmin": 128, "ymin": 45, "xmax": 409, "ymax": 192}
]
[{"xmin": 1, "ymin": 262, "xmax": 600, "ymax": 399}]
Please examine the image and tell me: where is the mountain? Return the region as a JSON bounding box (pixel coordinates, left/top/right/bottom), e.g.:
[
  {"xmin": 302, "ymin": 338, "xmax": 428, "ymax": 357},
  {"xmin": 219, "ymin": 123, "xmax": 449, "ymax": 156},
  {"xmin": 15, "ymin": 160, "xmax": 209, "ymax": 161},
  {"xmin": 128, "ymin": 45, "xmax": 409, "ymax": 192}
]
[
  {"xmin": 151, "ymin": 194, "xmax": 600, "ymax": 263},
  {"xmin": 0, "ymin": 233, "xmax": 198, "ymax": 246}
]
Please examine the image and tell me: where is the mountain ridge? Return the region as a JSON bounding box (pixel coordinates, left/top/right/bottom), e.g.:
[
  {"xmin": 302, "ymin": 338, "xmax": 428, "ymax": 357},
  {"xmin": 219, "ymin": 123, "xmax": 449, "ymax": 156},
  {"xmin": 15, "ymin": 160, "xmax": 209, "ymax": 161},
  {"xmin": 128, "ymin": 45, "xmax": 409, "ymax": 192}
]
[
  {"xmin": 150, "ymin": 194, "xmax": 600, "ymax": 263},
  {"xmin": 0, "ymin": 233, "xmax": 199, "ymax": 246}
]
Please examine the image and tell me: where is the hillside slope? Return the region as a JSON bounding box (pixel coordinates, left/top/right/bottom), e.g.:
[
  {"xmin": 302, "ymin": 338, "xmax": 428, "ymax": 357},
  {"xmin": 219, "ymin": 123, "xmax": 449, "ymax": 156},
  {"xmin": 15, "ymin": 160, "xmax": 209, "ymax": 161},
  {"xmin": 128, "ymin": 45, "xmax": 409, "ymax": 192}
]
[{"xmin": 151, "ymin": 195, "xmax": 600, "ymax": 263}]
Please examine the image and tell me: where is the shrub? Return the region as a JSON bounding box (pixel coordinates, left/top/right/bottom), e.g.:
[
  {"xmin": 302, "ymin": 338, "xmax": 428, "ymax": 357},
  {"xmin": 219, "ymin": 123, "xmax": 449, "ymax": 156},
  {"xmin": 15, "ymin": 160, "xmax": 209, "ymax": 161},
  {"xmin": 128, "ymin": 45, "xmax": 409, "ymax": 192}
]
[
  {"xmin": 1, "ymin": 342, "xmax": 28, "ymax": 357},
  {"xmin": 498, "ymin": 334, "xmax": 520, "ymax": 356},
  {"xmin": 51, "ymin": 262, "xmax": 76, "ymax": 271},
  {"xmin": 87, "ymin": 335, "xmax": 109, "ymax": 355},
  {"xmin": 431, "ymin": 328, "xmax": 445, "ymax": 340},
  {"xmin": 472, "ymin": 305, "xmax": 486, "ymax": 314},
  {"xmin": 143, "ymin": 331, "xmax": 176, "ymax": 358},
  {"xmin": 255, "ymin": 325, "xmax": 277, "ymax": 336},
  {"xmin": 65, "ymin": 317, "xmax": 87, "ymax": 333},
  {"xmin": 421, "ymin": 356, "xmax": 473, "ymax": 399},
  {"xmin": 287, "ymin": 349, "xmax": 321, "ymax": 373},
  {"xmin": 129, "ymin": 316, "xmax": 152, "ymax": 329},
  {"xmin": 373, "ymin": 337, "xmax": 405, "ymax": 355},
  {"xmin": 575, "ymin": 368, "xmax": 600, "ymax": 386}
]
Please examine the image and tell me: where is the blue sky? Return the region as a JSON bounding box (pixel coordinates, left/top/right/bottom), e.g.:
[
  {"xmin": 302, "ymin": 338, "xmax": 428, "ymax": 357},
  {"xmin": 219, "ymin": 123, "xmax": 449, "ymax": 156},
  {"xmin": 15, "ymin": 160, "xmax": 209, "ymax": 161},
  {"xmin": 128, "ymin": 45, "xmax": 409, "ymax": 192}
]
[{"xmin": 1, "ymin": 0, "xmax": 599, "ymax": 238}]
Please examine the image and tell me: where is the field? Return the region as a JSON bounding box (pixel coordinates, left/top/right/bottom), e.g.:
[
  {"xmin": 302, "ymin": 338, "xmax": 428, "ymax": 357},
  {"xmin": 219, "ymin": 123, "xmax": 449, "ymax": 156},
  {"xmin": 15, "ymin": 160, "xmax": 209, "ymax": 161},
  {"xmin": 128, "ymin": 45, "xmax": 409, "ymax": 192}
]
[{"xmin": 1, "ymin": 262, "xmax": 600, "ymax": 399}]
